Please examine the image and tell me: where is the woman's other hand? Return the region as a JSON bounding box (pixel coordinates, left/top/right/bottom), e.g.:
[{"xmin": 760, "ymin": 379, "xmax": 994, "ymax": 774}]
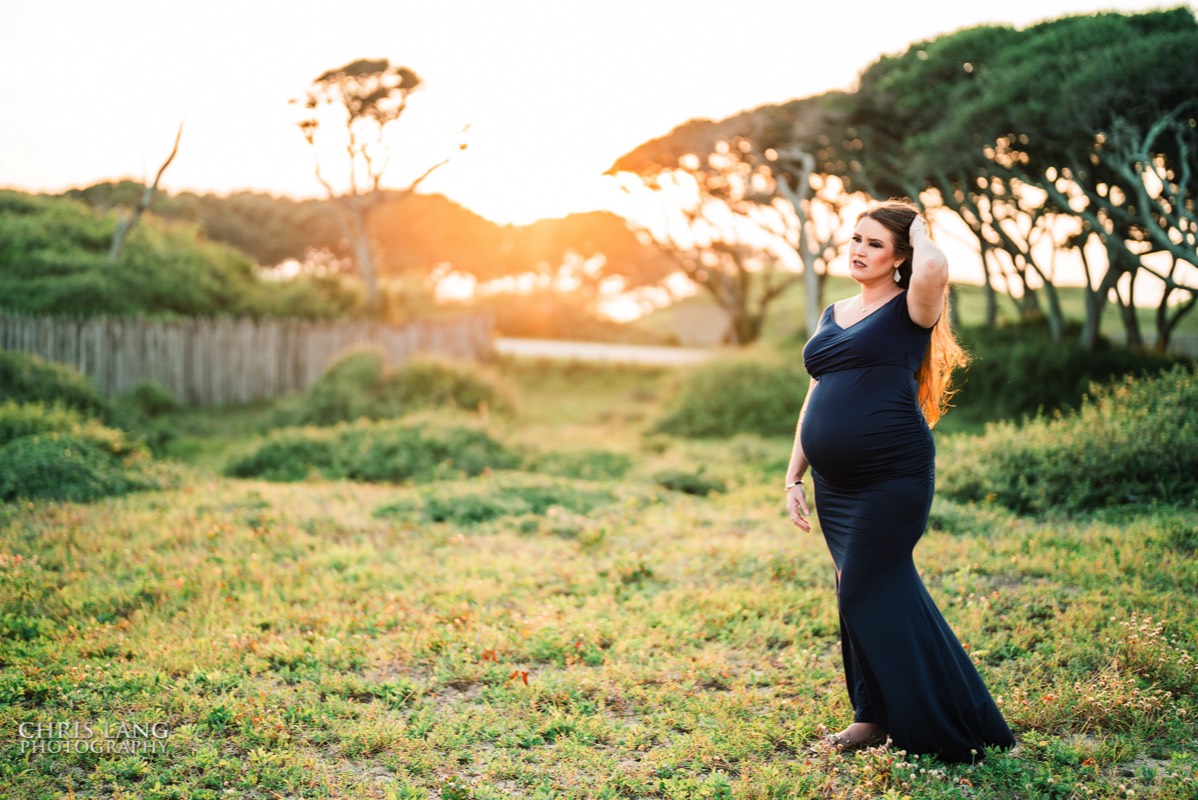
[{"xmin": 787, "ymin": 484, "xmax": 811, "ymax": 531}]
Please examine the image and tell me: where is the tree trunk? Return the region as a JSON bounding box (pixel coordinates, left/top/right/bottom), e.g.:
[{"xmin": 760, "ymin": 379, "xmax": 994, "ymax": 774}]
[
  {"xmin": 771, "ymin": 148, "xmax": 824, "ymax": 337},
  {"xmin": 1039, "ymin": 277, "xmax": 1064, "ymax": 342},
  {"xmin": 1156, "ymin": 292, "xmax": 1197, "ymax": 353},
  {"xmin": 1099, "ymin": 236, "xmax": 1143, "ymax": 349},
  {"xmin": 803, "ymin": 249, "xmax": 821, "ymax": 339},
  {"xmin": 948, "ymin": 284, "xmax": 962, "ymax": 331},
  {"xmin": 109, "ymin": 124, "xmax": 183, "ymax": 261},
  {"xmin": 979, "ymin": 242, "xmax": 998, "ymax": 328},
  {"xmin": 331, "ymin": 198, "xmax": 383, "ymax": 316},
  {"xmin": 351, "ymin": 209, "xmax": 381, "ymax": 316},
  {"xmin": 1078, "ymin": 244, "xmax": 1114, "ymax": 351},
  {"xmin": 731, "ymin": 312, "xmax": 763, "ymax": 346},
  {"xmin": 945, "ymin": 186, "xmax": 1001, "ymax": 329},
  {"xmin": 1118, "ymin": 267, "xmax": 1143, "ymax": 348}
]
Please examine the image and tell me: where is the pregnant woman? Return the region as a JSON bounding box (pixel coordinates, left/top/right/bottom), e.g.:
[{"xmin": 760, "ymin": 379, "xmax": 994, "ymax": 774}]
[{"xmin": 784, "ymin": 200, "xmax": 1016, "ymax": 762}]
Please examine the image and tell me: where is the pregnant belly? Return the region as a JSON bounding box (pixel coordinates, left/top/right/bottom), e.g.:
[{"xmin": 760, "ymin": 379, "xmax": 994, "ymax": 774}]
[{"xmin": 801, "ymin": 368, "xmax": 933, "ymax": 487}]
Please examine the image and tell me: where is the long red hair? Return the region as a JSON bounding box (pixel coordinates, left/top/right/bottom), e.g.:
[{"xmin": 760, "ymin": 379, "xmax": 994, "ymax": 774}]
[{"xmin": 859, "ymin": 200, "xmax": 970, "ymax": 428}]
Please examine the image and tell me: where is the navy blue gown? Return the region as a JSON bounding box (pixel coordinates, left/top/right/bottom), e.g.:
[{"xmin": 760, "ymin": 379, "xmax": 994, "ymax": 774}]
[{"xmin": 801, "ymin": 291, "xmax": 1015, "ymax": 763}]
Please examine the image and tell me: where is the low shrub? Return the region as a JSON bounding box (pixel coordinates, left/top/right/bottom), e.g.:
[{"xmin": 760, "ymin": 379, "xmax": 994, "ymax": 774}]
[
  {"xmin": 653, "ymin": 351, "xmax": 807, "ymax": 438},
  {"xmin": 0, "ymin": 401, "xmax": 92, "ymax": 446},
  {"xmin": 653, "ymin": 467, "xmax": 727, "ymax": 496},
  {"xmin": 0, "ymin": 423, "xmax": 153, "ymax": 503},
  {"xmin": 125, "ymin": 380, "xmax": 178, "ymax": 417},
  {"xmin": 270, "ymin": 346, "xmax": 386, "ymax": 428},
  {"xmin": 225, "ymin": 418, "xmax": 520, "ymax": 483},
  {"xmin": 939, "ymin": 365, "xmax": 1197, "ymax": 515},
  {"xmin": 373, "ymin": 473, "xmax": 617, "ymax": 525},
  {"xmin": 382, "ymin": 355, "xmax": 517, "ymax": 415},
  {"xmin": 268, "ymin": 348, "xmax": 516, "ymax": 429},
  {"xmin": 0, "ymin": 351, "xmax": 110, "ymax": 419},
  {"xmin": 523, "ymin": 448, "xmax": 633, "ymax": 481},
  {"xmin": 953, "ymin": 321, "xmax": 1184, "ymax": 422},
  {"xmin": 106, "ymin": 381, "xmax": 181, "ymax": 456}
]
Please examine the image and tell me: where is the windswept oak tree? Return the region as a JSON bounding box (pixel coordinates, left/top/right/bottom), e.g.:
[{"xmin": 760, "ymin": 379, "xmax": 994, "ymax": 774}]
[
  {"xmin": 845, "ymin": 24, "xmax": 1025, "ymax": 330},
  {"xmin": 611, "ymin": 94, "xmax": 849, "ymax": 344},
  {"xmin": 941, "ymin": 10, "xmax": 1198, "ymax": 349},
  {"xmin": 293, "ymin": 58, "xmax": 461, "ymax": 316},
  {"xmin": 847, "ymin": 8, "xmax": 1198, "ymax": 349}
]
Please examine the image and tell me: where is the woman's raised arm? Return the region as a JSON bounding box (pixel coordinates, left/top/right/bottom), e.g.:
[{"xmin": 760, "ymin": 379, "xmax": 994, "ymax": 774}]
[{"xmin": 905, "ymin": 215, "xmax": 949, "ymax": 329}]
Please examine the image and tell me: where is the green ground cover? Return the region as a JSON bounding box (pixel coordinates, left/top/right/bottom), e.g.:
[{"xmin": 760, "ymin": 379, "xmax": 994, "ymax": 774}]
[{"xmin": 1, "ymin": 360, "xmax": 1195, "ymax": 799}]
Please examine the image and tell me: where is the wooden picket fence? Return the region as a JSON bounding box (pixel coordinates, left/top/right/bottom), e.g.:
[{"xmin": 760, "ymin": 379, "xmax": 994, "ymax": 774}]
[{"xmin": 0, "ymin": 312, "xmax": 494, "ymax": 406}]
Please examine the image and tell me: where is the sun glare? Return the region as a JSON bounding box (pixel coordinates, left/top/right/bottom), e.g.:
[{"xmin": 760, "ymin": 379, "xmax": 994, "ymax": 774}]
[{"xmin": 440, "ymin": 165, "xmax": 635, "ymax": 226}]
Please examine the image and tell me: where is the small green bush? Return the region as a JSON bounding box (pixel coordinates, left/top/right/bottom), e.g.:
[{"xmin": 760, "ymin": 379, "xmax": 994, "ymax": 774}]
[
  {"xmin": 270, "ymin": 346, "xmax": 387, "ymax": 428},
  {"xmin": 0, "ymin": 427, "xmax": 152, "ymax": 503},
  {"xmin": 953, "ymin": 321, "xmax": 1184, "ymax": 422},
  {"xmin": 0, "ymin": 351, "xmax": 110, "ymax": 419},
  {"xmin": 382, "ymin": 355, "xmax": 517, "ymax": 416},
  {"xmin": 267, "ymin": 348, "xmax": 517, "ymax": 429},
  {"xmin": 653, "ymin": 467, "xmax": 727, "ymax": 496},
  {"xmin": 126, "ymin": 380, "xmax": 178, "ymax": 417},
  {"xmin": 523, "ymin": 448, "xmax": 633, "ymax": 480},
  {"xmin": 225, "ymin": 418, "xmax": 520, "ymax": 483},
  {"xmin": 106, "ymin": 381, "xmax": 181, "ymax": 455},
  {"xmin": 0, "ymin": 399, "xmax": 156, "ymax": 502},
  {"xmin": 0, "ymin": 401, "xmax": 91, "ymax": 446},
  {"xmin": 939, "ymin": 365, "xmax": 1197, "ymax": 515},
  {"xmin": 653, "ymin": 352, "xmax": 807, "ymax": 438},
  {"xmin": 373, "ymin": 473, "xmax": 617, "ymax": 525}
]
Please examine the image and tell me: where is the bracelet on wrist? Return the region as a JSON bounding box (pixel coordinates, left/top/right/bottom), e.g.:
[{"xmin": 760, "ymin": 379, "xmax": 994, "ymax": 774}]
[{"xmin": 785, "ymin": 480, "xmax": 803, "ymax": 492}]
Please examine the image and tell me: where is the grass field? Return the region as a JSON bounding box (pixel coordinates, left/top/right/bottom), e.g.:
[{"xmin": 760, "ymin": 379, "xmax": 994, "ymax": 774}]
[{"xmin": 1, "ymin": 361, "xmax": 1196, "ymax": 799}]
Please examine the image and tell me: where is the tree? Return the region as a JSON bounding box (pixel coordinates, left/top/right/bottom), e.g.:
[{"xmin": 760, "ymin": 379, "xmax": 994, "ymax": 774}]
[
  {"xmin": 615, "ymin": 142, "xmax": 802, "ymax": 345},
  {"xmin": 108, "ymin": 124, "xmax": 183, "ymax": 261},
  {"xmin": 610, "ymin": 94, "xmax": 849, "ymax": 343},
  {"xmin": 845, "ymin": 23, "xmax": 1071, "ymax": 333},
  {"xmin": 973, "ymin": 11, "xmax": 1198, "ymax": 349},
  {"xmin": 754, "ymin": 98, "xmax": 854, "ymax": 336},
  {"xmin": 846, "ymin": 10, "xmax": 1198, "ymax": 349},
  {"xmin": 293, "ymin": 58, "xmax": 459, "ymax": 316}
]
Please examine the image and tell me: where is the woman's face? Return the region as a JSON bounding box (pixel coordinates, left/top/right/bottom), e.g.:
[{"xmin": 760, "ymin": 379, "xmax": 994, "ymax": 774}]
[{"xmin": 848, "ymin": 216, "xmax": 904, "ymax": 283}]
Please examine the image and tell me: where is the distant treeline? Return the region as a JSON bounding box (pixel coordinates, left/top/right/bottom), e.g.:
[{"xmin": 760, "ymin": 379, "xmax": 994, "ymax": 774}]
[
  {"xmin": 63, "ymin": 181, "xmax": 671, "ymax": 288},
  {"xmin": 0, "ymin": 190, "xmax": 360, "ymax": 321},
  {"xmin": 0, "ymin": 183, "xmax": 672, "ymax": 337}
]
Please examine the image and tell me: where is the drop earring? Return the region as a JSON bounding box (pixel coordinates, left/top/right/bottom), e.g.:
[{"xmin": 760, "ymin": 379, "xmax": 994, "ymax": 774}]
[{"xmin": 894, "ymin": 269, "xmax": 902, "ymax": 284}]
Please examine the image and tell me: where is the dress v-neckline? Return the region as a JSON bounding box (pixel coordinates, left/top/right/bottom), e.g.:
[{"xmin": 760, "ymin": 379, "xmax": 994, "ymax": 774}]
[{"xmin": 831, "ymin": 291, "xmax": 905, "ymax": 331}]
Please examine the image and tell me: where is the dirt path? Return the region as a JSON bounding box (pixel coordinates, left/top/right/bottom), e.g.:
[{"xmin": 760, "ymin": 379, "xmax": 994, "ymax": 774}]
[{"xmin": 494, "ymin": 337, "xmax": 715, "ymax": 366}]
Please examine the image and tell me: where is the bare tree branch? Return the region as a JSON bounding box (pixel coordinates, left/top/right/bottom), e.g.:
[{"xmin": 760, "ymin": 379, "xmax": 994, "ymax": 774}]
[{"xmin": 109, "ymin": 123, "xmax": 183, "ymax": 261}]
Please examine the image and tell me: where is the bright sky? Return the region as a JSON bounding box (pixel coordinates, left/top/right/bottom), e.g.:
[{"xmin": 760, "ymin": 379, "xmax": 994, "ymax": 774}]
[{"xmin": 0, "ymin": 0, "xmax": 1189, "ymax": 226}]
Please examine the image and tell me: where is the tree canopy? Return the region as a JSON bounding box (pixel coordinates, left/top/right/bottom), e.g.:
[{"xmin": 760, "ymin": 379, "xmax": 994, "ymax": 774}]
[
  {"xmin": 612, "ymin": 7, "xmax": 1198, "ymax": 349},
  {"xmin": 293, "ymin": 58, "xmax": 457, "ymax": 316}
]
